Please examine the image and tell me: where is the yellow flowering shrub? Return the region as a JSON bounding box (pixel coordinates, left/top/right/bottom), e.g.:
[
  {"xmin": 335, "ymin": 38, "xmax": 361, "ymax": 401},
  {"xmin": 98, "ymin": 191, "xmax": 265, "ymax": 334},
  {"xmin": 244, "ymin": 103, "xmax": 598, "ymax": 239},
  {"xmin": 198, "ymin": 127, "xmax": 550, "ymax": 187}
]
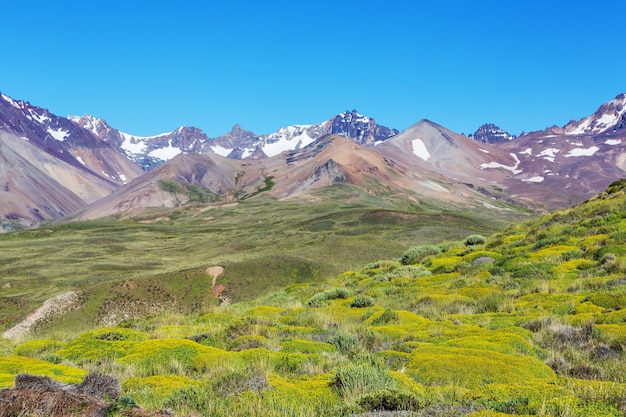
[
  {"xmin": 119, "ymin": 339, "xmax": 237, "ymax": 374},
  {"xmin": 551, "ymin": 259, "xmax": 597, "ymax": 277},
  {"xmin": 56, "ymin": 327, "xmax": 150, "ymax": 362},
  {"xmin": 406, "ymin": 346, "xmax": 555, "ymax": 388},
  {"xmin": 14, "ymin": 339, "xmax": 66, "ymax": 358},
  {"xmin": 595, "ymin": 324, "xmax": 626, "ymax": 344},
  {"xmin": 529, "ymin": 245, "xmax": 580, "ymax": 261},
  {"xmin": 280, "ymin": 339, "xmax": 337, "ymax": 354},
  {"xmin": 245, "ymin": 305, "xmax": 287, "ymax": 319},
  {"xmin": 595, "ymin": 309, "xmax": 626, "ymax": 324},
  {"xmin": 123, "ymin": 374, "xmax": 199, "ymax": 397},
  {"xmin": 440, "ymin": 332, "xmax": 535, "ymax": 355},
  {"xmin": 0, "ymin": 356, "xmax": 86, "ymax": 385},
  {"xmin": 265, "ymin": 373, "xmax": 339, "ymax": 410}
]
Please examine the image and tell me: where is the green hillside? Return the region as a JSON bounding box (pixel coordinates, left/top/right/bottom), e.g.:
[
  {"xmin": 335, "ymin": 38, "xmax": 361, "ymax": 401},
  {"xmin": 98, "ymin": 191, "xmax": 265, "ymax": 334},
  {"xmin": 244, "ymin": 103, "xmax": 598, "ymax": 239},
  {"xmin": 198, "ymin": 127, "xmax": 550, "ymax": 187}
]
[
  {"xmin": 2, "ymin": 181, "xmax": 626, "ymax": 415},
  {"xmin": 0, "ymin": 184, "xmax": 525, "ymax": 333}
]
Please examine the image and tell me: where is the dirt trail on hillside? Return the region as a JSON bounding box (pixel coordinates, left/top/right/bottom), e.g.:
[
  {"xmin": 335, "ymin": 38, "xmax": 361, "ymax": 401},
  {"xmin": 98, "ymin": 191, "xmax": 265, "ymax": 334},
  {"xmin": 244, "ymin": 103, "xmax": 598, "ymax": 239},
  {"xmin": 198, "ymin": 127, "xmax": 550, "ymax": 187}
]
[
  {"xmin": 207, "ymin": 266, "xmax": 229, "ymax": 304},
  {"xmin": 2, "ymin": 291, "xmax": 81, "ymax": 341}
]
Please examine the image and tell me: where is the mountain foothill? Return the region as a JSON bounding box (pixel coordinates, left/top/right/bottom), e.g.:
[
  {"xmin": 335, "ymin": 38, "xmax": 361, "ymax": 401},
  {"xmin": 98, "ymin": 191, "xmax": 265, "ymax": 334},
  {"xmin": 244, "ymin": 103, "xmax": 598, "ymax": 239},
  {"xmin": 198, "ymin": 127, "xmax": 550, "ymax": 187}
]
[{"xmin": 2, "ymin": 91, "xmax": 626, "ymax": 230}]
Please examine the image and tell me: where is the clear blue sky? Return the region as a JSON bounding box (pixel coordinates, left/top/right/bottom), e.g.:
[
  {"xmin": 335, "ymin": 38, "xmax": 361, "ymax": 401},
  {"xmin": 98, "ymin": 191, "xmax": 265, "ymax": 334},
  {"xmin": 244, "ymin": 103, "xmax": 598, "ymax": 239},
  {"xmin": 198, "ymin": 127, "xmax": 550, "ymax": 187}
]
[{"xmin": 2, "ymin": 0, "xmax": 625, "ymax": 137}]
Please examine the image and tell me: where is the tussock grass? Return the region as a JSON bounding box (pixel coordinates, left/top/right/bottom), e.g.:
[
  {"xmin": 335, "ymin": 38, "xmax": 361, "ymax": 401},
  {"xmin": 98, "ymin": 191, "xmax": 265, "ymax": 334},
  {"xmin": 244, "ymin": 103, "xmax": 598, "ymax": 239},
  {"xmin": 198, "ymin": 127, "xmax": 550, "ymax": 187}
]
[{"xmin": 3, "ymin": 181, "xmax": 626, "ymax": 415}]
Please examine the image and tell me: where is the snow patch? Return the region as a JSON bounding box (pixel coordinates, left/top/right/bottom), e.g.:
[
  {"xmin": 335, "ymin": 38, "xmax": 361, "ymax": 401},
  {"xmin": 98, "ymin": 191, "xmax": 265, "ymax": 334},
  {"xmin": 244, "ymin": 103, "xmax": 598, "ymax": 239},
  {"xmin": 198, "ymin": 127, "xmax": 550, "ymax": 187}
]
[
  {"xmin": 119, "ymin": 173, "xmax": 127, "ymax": 183},
  {"xmin": 520, "ymin": 148, "xmax": 533, "ymax": 155},
  {"xmin": 47, "ymin": 127, "xmax": 69, "ymax": 141},
  {"xmin": 29, "ymin": 109, "xmax": 50, "ymax": 124},
  {"xmin": 480, "ymin": 153, "xmax": 522, "ymax": 175},
  {"xmin": 211, "ymin": 145, "xmax": 233, "ymax": 157},
  {"xmin": 120, "ymin": 130, "xmax": 173, "ymax": 157},
  {"xmin": 148, "ymin": 144, "xmax": 181, "ymax": 160},
  {"xmin": 262, "ymin": 124, "xmax": 316, "ymax": 157},
  {"xmin": 606, "ymin": 139, "xmax": 622, "ymax": 145},
  {"xmin": 565, "ymin": 146, "xmax": 599, "ymax": 157},
  {"xmin": 76, "ymin": 156, "xmax": 86, "ymax": 165},
  {"xmin": 522, "ymin": 176, "xmax": 544, "ymax": 183},
  {"xmin": 411, "ymin": 138, "xmax": 430, "ymax": 161},
  {"xmin": 538, "ymin": 148, "xmax": 559, "ymax": 162},
  {"xmin": 1, "ymin": 94, "xmax": 21, "ymax": 108},
  {"xmin": 479, "ymin": 148, "xmax": 490, "ymax": 154}
]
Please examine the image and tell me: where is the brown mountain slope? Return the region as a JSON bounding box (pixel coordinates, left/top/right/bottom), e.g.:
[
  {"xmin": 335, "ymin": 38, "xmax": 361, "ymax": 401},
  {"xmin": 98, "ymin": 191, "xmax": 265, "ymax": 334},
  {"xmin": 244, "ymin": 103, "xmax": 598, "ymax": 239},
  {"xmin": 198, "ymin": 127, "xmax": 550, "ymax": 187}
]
[
  {"xmin": 0, "ymin": 133, "xmax": 90, "ymax": 225},
  {"xmin": 69, "ymin": 153, "xmax": 243, "ymax": 220},
  {"xmin": 69, "ymin": 135, "xmax": 529, "ymax": 221}
]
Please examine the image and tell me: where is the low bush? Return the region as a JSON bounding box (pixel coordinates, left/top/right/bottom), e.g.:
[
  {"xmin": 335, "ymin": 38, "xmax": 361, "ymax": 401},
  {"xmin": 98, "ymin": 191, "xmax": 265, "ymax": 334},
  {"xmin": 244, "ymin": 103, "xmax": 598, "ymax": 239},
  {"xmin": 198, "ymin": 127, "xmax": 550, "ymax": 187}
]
[
  {"xmin": 401, "ymin": 245, "xmax": 441, "ymax": 265},
  {"xmin": 307, "ymin": 288, "xmax": 351, "ymax": 307},
  {"xmin": 465, "ymin": 234, "xmax": 487, "ymax": 246},
  {"xmin": 356, "ymin": 388, "xmax": 423, "ymax": 412},
  {"xmin": 351, "ymin": 295, "xmax": 375, "ymax": 308}
]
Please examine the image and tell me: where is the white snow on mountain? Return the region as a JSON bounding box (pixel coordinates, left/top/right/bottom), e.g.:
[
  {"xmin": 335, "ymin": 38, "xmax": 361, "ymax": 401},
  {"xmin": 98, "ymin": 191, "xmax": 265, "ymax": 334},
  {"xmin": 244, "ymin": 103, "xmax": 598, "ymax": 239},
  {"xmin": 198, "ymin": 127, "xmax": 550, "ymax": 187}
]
[
  {"xmin": 538, "ymin": 148, "xmax": 559, "ymax": 162},
  {"xmin": 411, "ymin": 138, "xmax": 430, "ymax": 161},
  {"xmin": 261, "ymin": 125, "xmax": 317, "ymax": 157},
  {"xmin": 28, "ymin": 109, "xmax": 50, "ymax": 124},
  {"xmin": 565, "ymin": 146, "xmax": 599, "ymax": 157},
  {"xmin": 211, "ymin": 145, "xmax": 233, "ymax": 157},
  {"xmin": 480, "ymin": 153, "xmax": 522, "ymax": 174},
  {"xmin": 1, "ymin": 94, "xmax": 21, "ymax": 108},
  {"xmin": 47, "ymin": 127, "xmax": 69, "ymax": 141},
  {"xmin": 68, "ymin": 115, "xmax": 103, "ymax": 136},
  {"xmin": 606, "ymin": 139, "xmax": 622, "ymax": 145},
  {"xmin": 147, "ymin": 143, "xmax": 181, "ymax": 160},
  {"xmin": 522, "ymin": 176, "xmax": 545, "ymax": 183},
  {"xmin": 566, "ymin": 95, "xmax": 626, "ymax": 135}
]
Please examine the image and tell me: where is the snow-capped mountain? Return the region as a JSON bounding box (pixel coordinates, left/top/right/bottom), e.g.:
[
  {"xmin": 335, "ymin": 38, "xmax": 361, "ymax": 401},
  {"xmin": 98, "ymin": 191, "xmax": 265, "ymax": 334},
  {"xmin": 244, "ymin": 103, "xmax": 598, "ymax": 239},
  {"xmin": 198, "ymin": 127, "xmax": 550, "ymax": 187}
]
[
  {"xmin": 69, "ymin": 115, "xmax": 213, "ymax": 170},
  {"xmin": 75, "ymin": 110, "xmax": 400, "ymax": 166},
  {"xmin": 470, "ymin": 123, "xmax": 516, "ymax": 143},
  {"xmin": 208, "ymin": 110, "xmax": 399, "ymax": 160},
  {"xmin": 0, "ymin": 93, "xmax": 144, "ymax": 229},
  {"xmin": 562, "ymin": 93, "xmax": 626, "ymax": 136},
  {"xmin": 5, "ymin": 89, "xmax": 626, "ymax": 229}
]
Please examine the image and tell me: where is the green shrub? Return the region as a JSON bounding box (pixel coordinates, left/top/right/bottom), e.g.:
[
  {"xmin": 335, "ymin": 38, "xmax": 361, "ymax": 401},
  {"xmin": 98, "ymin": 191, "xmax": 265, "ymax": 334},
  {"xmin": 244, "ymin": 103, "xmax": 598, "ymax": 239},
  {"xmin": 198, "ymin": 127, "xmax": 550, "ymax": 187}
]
[
  {"xmin": 351, "ymin": 295, "xmax": 375, "ymax": 308},
  {"xmin": 370, "ymin": 309, "xmax": 399, "ymax": 325},
  {"xmin": 465, "ymin": 234, "xmax": 486, "ymax": 246},
  {"xmin": 328, "ymin": 332, "xmax": 359, "ymax": 356},
  {"xmin": 401, "ymin": 245, "xmax": 441, "ymax": 265},
  {"xmin": 391, "ymin": 265, "xmax": 431, "ymax": 279},
  {"xmin": 356, "ymin": 388, "xmax": 423, "ymax": 411},
  {"xmin": 331, "ymin": 364, "xmax": 397, "ymax": 402},
  {"xmin": 307, "ymin": 287, "xmax": 351, "ymax": 307}
]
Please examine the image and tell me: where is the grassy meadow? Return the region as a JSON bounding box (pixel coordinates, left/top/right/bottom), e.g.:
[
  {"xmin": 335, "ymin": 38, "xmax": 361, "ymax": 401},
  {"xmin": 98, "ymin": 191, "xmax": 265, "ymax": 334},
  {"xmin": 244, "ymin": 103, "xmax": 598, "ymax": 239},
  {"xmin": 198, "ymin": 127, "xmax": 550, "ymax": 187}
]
[
  {"xmin": 3, "ymin": 181, "xmax": 626, "ymax": 415},
  {"xmin": 0, "ymin": 184, "xmax": 525, "ymax": 333}
]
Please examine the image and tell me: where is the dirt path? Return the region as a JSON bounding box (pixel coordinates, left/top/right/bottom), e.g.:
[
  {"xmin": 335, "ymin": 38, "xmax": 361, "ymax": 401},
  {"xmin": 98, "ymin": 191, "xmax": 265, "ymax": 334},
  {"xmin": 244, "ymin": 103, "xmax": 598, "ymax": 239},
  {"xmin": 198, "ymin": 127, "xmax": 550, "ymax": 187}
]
[
  {"xmin": 206, "ymin": 266, "xmax": 229, "ymax": 305},
  {"xmin": 2, "ymin": 291, "xmax": 81, "ymax": 341}
]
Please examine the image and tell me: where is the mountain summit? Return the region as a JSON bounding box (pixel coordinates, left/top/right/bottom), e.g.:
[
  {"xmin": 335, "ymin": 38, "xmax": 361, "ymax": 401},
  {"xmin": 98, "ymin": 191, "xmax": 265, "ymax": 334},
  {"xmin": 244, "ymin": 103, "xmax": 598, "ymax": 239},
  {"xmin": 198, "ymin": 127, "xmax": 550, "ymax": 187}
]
[
  {"xmin": 471, "ymin": 123, "xmax": 516, "ymax": 143},
  {"xmin": 562, "ymin": 93, "xmax": 626, "ymax": 135}
]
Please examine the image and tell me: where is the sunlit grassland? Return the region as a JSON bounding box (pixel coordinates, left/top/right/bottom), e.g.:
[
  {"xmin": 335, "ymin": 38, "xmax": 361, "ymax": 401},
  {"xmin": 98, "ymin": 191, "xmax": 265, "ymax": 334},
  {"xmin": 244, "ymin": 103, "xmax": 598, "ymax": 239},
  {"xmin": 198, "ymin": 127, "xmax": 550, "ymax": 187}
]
[
  {"xmin": 0, "ymin": 184, "xmax": 528, "ymax": 333},
  {"xmin": 1, "ymin": 181, "xmax": 626, "ymax": 415}
]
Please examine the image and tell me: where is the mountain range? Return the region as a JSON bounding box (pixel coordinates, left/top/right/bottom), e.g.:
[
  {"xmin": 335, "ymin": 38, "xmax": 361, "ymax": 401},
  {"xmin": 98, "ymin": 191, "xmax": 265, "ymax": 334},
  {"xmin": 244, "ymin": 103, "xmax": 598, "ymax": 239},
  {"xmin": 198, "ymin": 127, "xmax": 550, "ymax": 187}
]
[{"xmin": 2, "ymin": 91, "xmax": 626, "ymax": 230}]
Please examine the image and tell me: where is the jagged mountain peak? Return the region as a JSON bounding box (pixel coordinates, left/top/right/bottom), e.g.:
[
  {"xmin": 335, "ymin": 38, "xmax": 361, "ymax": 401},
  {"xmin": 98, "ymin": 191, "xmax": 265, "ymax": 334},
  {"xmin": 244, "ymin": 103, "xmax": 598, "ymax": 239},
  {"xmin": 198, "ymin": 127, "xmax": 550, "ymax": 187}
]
[
  {"xmin": 327, "ymin": 110, "xmax": 399, "ymax": 145},
  {"xmin": 471, "ymin": 123, "xmax": 516, "ymax": 144},
  {"xmin": 563, "ymin": 93, "xmax": 626, "ymax": 136}
]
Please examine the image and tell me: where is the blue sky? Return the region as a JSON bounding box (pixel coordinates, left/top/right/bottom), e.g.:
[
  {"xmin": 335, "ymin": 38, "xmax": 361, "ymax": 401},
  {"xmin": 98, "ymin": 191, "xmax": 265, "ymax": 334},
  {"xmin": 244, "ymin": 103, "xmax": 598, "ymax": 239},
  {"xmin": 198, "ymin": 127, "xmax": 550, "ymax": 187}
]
[{"xmin": 2, "ymin": 0, "xmax": 625, "ymax": 137}]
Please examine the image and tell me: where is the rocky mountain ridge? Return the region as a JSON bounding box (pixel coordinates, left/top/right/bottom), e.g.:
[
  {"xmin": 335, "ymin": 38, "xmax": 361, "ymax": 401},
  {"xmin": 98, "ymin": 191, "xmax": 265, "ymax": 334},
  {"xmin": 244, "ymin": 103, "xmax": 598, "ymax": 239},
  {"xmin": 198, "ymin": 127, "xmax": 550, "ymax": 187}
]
[{"xmin": 4, "ymin": 91, "xmax": 626, "ymax": 229}]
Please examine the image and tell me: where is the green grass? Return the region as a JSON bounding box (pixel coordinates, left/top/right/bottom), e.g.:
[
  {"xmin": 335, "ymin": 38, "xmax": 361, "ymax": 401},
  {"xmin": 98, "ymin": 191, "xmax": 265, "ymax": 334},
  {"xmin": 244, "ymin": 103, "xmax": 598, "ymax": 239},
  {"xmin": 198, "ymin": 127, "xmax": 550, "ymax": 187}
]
[
  {"xmin": 3, "ymin": 182, "xmax": 626, "ymax": 416},
  {"xmin": 0, "ymin": 184, "xmax": 526, "ymax": 334}
]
